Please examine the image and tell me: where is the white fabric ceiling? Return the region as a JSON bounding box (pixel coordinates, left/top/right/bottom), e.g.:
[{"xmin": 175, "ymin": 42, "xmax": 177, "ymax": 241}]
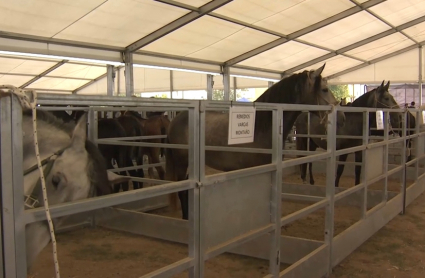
[{"xmin": 0, "ymin": 0, "xmax": 424, "ymax": 94}]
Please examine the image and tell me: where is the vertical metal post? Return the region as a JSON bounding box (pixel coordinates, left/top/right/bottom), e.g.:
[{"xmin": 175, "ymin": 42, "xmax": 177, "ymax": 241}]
[
  {"xmin": 222, "ymin": 66, "xmax": 230, "ymax": 101},
  {"xmin": 198, "ymin": 101, "xmax": 206, "ymax": 278},
  {"xmin": 106, "ymin": 65, "xmax": 115, "ymax": 96},
  {"xmin": 87, "ymin": 107, "xmax": 98, "ymax": 227},
  {"xmin": 207, "ymin": 74, "xmax": 213, "ymax": 100},
  {"xmin": 1, "ymin": 95, "xmax": 27, "ymax": 277},
  {"xmin": 415, "ymin": 110, "xmax": 421, "ymax": 181},
  {"xmin": 383, "ymin": 111, "xmax": 389, "ymax": 203},
  {"xmin": 233, "ymin": 77, "xmax": 237, "ymax": 101},
  {"xmin": 170, "ymin": 70, "xmax": 174, "ymax": 99},
  {"xmin": 188, "ymin": 102, "xmax": 200, "ymax": 278},
  {"xmin": 419, "ymin": 46, "xmax": 423, "ymax": 106},
  {"xmin": 269, "ymin": 108, "xmax": 283, "ymax": 277},
  {"xmin": 268, "ymin": 81, "xmax": 274, "ymax": 88},
  {"xmin": 117, "ymin": 67, "xmax": 121, "ymax": 95},
  {"xmin": 361, "ymin": 111, "xmax": 369, "ymax": 218},
  {"xmin": 124, "ymin": 52, "xmax": 134, "ymax": 97},
  {"xmin": 325, "ymin": 107, "xmax": 337, "ymax": 276},
  {"xmin": 401, "ymin": 111, "xmax": 407, "ymax": 215}
]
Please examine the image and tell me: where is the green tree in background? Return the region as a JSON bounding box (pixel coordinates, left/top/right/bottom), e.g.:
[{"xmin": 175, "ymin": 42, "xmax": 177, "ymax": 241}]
[
  {"xmin": 329, "ymin": 85, "xmax": 350, "ymax": 101},
  {"xmin": 212, "ymin": 89, "xmax": 245, "ymax": 101}
]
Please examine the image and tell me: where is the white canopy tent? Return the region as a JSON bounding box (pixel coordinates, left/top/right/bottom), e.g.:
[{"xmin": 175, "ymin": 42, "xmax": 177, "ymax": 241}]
[{"xmin": 0, "ymin": 0, "xmax": 423, "ymax": 100}]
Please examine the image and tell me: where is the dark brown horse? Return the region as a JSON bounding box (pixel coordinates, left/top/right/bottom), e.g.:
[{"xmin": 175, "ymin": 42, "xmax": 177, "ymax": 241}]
[
  {"xmin": 123, "ymin": 111, "xmax": 170, "ymax": 180},
  {"xmin": 295, "ymin": 81, "xmax": 401, "ymax": 187},
  {"xmin": 166, "ymin": 64, "xmax": 346, "ymax": 219}
]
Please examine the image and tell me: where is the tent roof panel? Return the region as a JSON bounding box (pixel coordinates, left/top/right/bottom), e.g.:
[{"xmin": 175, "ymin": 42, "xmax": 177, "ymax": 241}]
[
  {"xmin": 403, "ymin": 21, "xmax": 425, "ymax": 43},
  {"xmin": 0, "ymin": 57, "xmax": 58, "ymax": 75},
  {"xmin": 27, "ymin": 77, "xmax": 90, "ymax": 90},
  {"xmin": 187, "ymin": 28, "xmax": 278, "ymax": 62},
  {"xmin": 369, "ymin": 0, "xmax": 425, "ymax": 27},
  {"xmin": 46, "ymin": 64, "xmax": 106, "ymax": 79},
  {"xmin": 345, "ymin": 33, "xmax": 415, "ymax": 61},
  {"xmin": 0, "ymin": 0, "xmax": 105, "ymax": 37},
  {"xmin": 141, "ymin": 16, "xmax": 278, "ymax": 59},
  {"xmin": 54, "ymin": 0, "xmax": 188, "ymax": 47},
  {"xmin": 298, "ymin": 11, "xmax": 390, "ymax": 50},
  {"xmin": 0, "ymin": 74, "xmax": 33, "ymax": 87},
  {"xmin": 253, "ymin": 0, "xmax": 354, "ymax": 35},
  {"xmin": 237, "ymin": 41, "xmax": 328, "ymax": 71},
  {"xmin": 296, "ymin": 55, "xmax": 362, "ymax": 76},
  {"xmin": 213, "ymin": 0, "xmax": 305, "ymax": 25}
]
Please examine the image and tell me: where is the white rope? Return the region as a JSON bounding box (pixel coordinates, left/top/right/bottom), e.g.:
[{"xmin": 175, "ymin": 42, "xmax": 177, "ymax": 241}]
[{"xmin": 30, "ymin": 91, "xmax": 61, "ymax": 278}]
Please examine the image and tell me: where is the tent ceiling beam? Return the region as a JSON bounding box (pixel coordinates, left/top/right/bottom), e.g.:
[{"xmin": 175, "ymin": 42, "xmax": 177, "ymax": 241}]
[
  {"xmin": 348, "ymin": 0, "xmax": 419, "ymax": 44},
  {"xmin": 19, "ymin": 60, "xmax": 68, "ymax": 89},
  {"xmin": 284, "ymin": 15, "xmax": 425, "ymax": 74},
  {"xmin": 327, "ymin": 41, "xmax": 425, "ymax": 80},
  {"xmin": 125, "ymin": 0, "xmax": 233, "ymax": 53},
  {"xmin": 224, "ymin": 0, "xmax": 385, "ymax": 66}
]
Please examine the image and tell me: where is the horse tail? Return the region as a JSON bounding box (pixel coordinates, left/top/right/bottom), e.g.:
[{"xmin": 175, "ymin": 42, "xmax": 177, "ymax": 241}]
[{"xmin": 165, "ymin": 138, "xmax": 179, "ymax": 210}]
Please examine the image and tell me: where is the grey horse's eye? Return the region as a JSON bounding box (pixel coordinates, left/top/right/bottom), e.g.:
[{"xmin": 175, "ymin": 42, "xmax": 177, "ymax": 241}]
[{"xmin": 52, "ymin": 174, "xmax": 61, "ymax": 189}]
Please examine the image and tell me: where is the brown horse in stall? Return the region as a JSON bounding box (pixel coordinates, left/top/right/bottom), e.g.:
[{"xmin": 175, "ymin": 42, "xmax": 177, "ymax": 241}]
[{"xmin": 123, "ymin": 111, "xmax": 170, "ymax": 180}]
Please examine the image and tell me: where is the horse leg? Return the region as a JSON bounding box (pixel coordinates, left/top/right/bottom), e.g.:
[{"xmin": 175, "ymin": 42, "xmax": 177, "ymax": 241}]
[
  {"xmin": 296, "ymin": 136, "xmax": 308, "ymax": 184},
  {"xmin": 308, "ymin": 142, "xmax": 317, "ymax": 185},
  {"xmin": 151, "ymin": 147, "xmax": 165, "ymax": 180},
  {"xmin": 354, "ymin": 151, "xmax": 362, "ymax": 185},
  {"xmin": 300, "ymin": 163, "xmax": 308, "ymax": 184},
  {"xmin": 335, "ymin": 154, "xmax": 349, "ymax": 187}
]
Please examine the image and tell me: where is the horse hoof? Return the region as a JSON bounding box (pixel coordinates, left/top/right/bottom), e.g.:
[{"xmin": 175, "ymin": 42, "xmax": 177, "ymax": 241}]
[{"xmin": 302, "ymin": 180, "xmax": 308, "ymax": 184}]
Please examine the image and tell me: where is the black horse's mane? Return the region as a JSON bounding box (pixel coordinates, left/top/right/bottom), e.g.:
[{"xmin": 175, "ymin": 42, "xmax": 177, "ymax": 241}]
[
  {"xmin": 23, "ymin": 109, "xmax": 112, "ymax": 196},
  {"xmin": 351, "ymin": 87, "xmax": 378, "ymax": 107},
  {"xmin": 253, "ymin": 70, "xmax": 318, "ymax": 132}
]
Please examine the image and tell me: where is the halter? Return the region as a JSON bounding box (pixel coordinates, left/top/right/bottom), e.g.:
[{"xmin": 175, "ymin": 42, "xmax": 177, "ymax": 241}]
[
  {"xmin": 23, "ymin": 148, "xmax": 65, "ymax": 209},
  {"xmin": 316, "ymin": 93, "xmax": 339, "ymax": 127}
]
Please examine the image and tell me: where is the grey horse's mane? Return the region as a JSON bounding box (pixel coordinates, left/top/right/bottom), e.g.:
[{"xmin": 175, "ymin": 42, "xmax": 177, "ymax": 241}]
[{"xmin": 23, "ymin": 109, "xmax": 112, "ymax": 196}]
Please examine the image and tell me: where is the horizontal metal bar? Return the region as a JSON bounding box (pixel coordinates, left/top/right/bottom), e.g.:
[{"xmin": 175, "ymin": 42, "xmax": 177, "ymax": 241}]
[
  {"xmin": 204, "ymin": 164, "xmax": 276, "ymax": 186},
  {"xmin": 108, "ymin": 162, "xmax": 165, "ymax": 172},
  {"xmin": 205, "ymin": 145, "xmax": 273, "ymax": 154},
  {"xmin": 281, "ymin": 193, "xmax": 325, "ymax": 203},
  {"xmin": 102, "ymin": 135, "xmax": 167, "ymax": 141},
  {"xmin": 282, "ymin": 152, "xmax": 330, "ymax": 168},
  {"xmin": 281, "ymin": 150, "xmax": 325, "ymax": 156},
  {"xmin": 281, "ymin": 198, "xmax": 329, "ymax": 227},
  {"xmin": 365, "ymin": 202, "xmax": 386, "ymax": 218},
  {"xmin": 288, "ymin": 134, "xmax": 327, "ymax": 139},
  {"xmin": 139, "ymin": 257, "xmax": 194, "ymax": 278},
  {"xmin": 334, "ymin": 145, "xmax": 365, "ymax": 156},
  {"xmin": 334, "ymin": 182, "xmax": 366, "ymax": 202},
  {"xmin": 204, "ymin": 224, "xmax": 275, "ymax": 260},
  {"xmin": 24, "ymin": 180, "xmax": 193, "ymax": 224},
  {"xmin": 129, "ymin": 176, "xmax": 169, "ymax": 185},
  {"xmin": 95, "ymin": 138, "xmax": 188, "ymax": 150},
  {"xmin": 387, "ymin": 165, "xmax": 404, "ymax": 176}
]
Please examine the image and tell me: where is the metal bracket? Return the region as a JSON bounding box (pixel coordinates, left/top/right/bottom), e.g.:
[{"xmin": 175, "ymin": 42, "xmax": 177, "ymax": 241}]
[{"xmin": 196, "ymin": 181, "xmax": 203, "ymax": 188}]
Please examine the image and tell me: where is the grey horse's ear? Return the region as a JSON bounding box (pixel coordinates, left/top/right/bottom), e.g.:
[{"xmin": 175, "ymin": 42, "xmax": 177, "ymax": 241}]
[
  {"xmin": 70, "ymin": 113, "xmax": 87, "ymax": 151},
  {"xmin": 384, "ymin": 80, "xmax": 390, "ymax": 91},
  {"xmin": 379, "ymin": 80, "xmax": 384, "ymax": 89},
  {"xmin": 311, "ymin": 63, "xmax": 326, "ymax": 79}
]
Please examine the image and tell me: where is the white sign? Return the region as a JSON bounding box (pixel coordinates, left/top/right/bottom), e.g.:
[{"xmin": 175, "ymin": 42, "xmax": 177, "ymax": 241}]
[
  {"xmin": 422, "ymin": 111, "xmax": 425, "ymax": 125},
  {"xmin": 228, "ymin": 106, "xmax": 256, "ymax": 145},
  {"xmin": 376, "ymin": 110, "xmax": 384, "ymax": 130}
]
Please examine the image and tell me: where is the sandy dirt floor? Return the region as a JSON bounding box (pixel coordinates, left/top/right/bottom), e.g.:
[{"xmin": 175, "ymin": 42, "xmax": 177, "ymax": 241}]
[{"xmin": 28, "ymin": 168, "xmax": 424, "ymax": 278}]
